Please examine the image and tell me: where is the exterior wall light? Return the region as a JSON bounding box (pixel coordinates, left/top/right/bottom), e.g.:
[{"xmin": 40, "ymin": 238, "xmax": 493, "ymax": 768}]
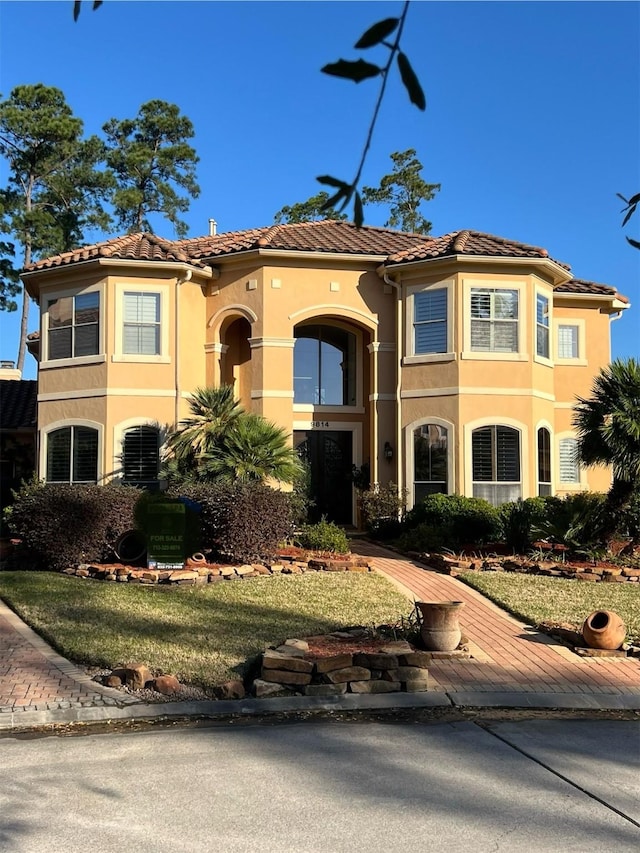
[{"xmin": 384, "ymin": 441, "xmax": 393, "ymax": 462}]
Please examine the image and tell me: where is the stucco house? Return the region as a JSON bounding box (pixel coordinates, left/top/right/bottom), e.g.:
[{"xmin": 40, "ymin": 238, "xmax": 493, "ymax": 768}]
[{"xmin": 21, "ymin": 220, "xmax": 629, "ymax": 525}]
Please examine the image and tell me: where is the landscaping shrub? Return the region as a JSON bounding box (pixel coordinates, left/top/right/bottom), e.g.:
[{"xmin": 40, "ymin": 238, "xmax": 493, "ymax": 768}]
[
  {"xmin": 532, "ymin": 491, "xmax": 608, "ymax": 551},
  {"xmin": 358, "ymin": 482, "xmax": 407, "ymax": 539},
  {"xmin": 402, "ymin": 493, "xmax": 502, "ymax": 551},
  {"xmin": 395, "ymin": 521, "xmax": 448, "ymax": 554},
  {"xmin": 169, "ymin": 481, "xmax": 296, "ymax": 563},
  {"xmin": 6, "ymin": 480, "xmax": 140, "ymax": 571},
  {"xmin": 499, "ymin": 497, "xmax": 549, "ymax": 553},
  {"xmin": 296, "ymin": 517, "xmax": 350, "ymax": 554}
]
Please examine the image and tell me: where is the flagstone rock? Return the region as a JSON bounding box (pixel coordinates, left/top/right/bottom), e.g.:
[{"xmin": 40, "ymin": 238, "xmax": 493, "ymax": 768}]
[
  {"xmin": 153, "ymin": 675, "xmax": 182, "ymax": 695},
  {"xmin": 261, "ymin": 669, "xmax": 312, "ymax": 686},
  {"xmin": 262, "ymin": 651, "xmax": 314, "ymax": 673},
  {"xmin": 305, "ymin": 683, "xmax": 348, "ymax": 696},
  {"xmin": 353, "ymin": 652, "xmax": 398, "ymax": 670},
  {"xmin": 123, "ymin": 663, "xmax": 153, "ymax": 690},
  {"xmin": 324, "ymin": 666, "xmax": 371, "ymax": 684},
  {"xmin": 315, "ymin": 653, "xmax": 354, "ymax": 673},
  {"xmin": 350, "ymin": 680, "xmax": 401, "ymax": 694}
]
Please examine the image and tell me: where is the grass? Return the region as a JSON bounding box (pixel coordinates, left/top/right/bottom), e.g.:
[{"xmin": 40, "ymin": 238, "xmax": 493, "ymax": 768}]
[
  {"xmin": 0, "ymin": 571, "xmax": 412, "ymax": 690},
  {"xmin": 459, "ymin": 571, "xmax": 640, "ymax": 643}
]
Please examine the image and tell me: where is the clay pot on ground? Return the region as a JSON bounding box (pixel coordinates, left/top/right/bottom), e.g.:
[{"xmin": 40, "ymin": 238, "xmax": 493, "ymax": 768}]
[
  {"xmin": 185, "ymin": 552, "xmax": 208, "ymax": 568},
  {"xmin": 416, "ymin": 600, "xmax": 465, "ymax": 652},
  {"xmin": 582, "ymin": 610, "xmax": 626, "ymax": 650}
]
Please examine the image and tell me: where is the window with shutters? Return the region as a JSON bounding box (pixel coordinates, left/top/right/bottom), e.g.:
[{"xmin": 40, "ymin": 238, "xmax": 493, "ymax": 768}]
[
  {"xmin": 470, "ymin": 288, "xmax": 519, "ymax": 353},
  {"xmin": 122, "ymin": 425, "xmax": 160, "ymax": 487},
  {"xmin": 537, "ymin": 427, "xmax": 552, "ymax": 496},
  {"xmin": 123, "ymin": 292, "xmax": 160, "ymax": 355},
  {"xmin": 559, "ymin": 437, "xmax": 580, "ymax": 484},
  {"xmin": 536, "ymin": 294, "xmax": 550, "ymax": 359},
  {"xmin": 46, "ymin": 426, "xmax": 98, "ymax": 483},
  {"xmin": 46, "ymin": 292, "xmax": 100, "ymax": 361},
  {"xmin": 413, "ymin": 423, "xmax": 448, "ymax": 503},
  {"xmin": 405, "ymin": 281, "xmax": 454, "ymax": 363},
  {"xmin": 472, "ymin": 425, "xmax": 521, "ymax": 505},
  {"xmin": 557, "ymin": 324, "xmax": 580, "ymax": 360},
  {"xmin": 413, "ymin": 290, "xmax": 447, "ymax": 354}
]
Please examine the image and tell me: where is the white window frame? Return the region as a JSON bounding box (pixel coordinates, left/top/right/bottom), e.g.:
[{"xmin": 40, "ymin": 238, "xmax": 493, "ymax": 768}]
[
  {"xmin": 404, "ymin": 416, "xmax": 454, "ymax": 510},
  {"xmin": 461, "ymin": 279, "xmax": 527, "ymax": 361},
  {"xmin": 464, "ymin": 417, "xmax": 528, "ymax": 504},
  {"xmin": 557, "ymin": 434, "xmax": 583, "ymax": 488},
  {"xmin": 534, "ymin": 288, "xmax": 552, "ymax": 365},
  {"xmin": 554, "ymin": 319, "xmax": 587, "ymax": 365},
  {"xmin": 40, "ymin": 418, "xmax": 103, "ymax": 483},
  {"xmin": 40, "ymin": 283, "xmax": 106, "ymax": 369},
  {"xmin": 113, "ymin": 282, "xmax": 170, "ymax": 363},
  {"xmin": 536, "ymin": 422, "xmax": 553, "ymax": 496},
  {"xmin": 404, "ymin": 280, "xmax": 455, "ymax": 364},
  {"xmin": 292, "ymin": 320, "xmax": 364, "ymax": 414},
  {"xmin": 113, "ymin": 417, "xmax": 163, "ymax": 486}
]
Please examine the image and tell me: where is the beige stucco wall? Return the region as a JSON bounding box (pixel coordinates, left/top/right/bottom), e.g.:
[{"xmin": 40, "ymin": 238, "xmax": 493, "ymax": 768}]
[{"xmin": 28, "ymin": 249, "xmax": 623, "ymax": 510}]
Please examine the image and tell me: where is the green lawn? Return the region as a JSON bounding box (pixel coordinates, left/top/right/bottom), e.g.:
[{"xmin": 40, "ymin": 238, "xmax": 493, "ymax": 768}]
[
  {"xmin": 0, "ymin": 571, "xmax": 412, "ymax": 690},
  {"xmin": 459, "ymin": 571, "xmax": 640, "ymax": 643}
]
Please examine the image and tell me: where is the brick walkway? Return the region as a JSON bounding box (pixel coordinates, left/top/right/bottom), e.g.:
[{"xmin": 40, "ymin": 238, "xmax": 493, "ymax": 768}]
[
  {"xmin": 0, "ymin": 599, "xmax": 137, "ymax": 714},
  {"xmin": 353, "ymin": 540, "xmax": 640, "ymax": 702}
]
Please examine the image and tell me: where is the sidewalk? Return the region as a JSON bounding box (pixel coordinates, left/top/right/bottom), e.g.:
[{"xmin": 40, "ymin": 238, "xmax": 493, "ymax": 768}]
[{"xmin": 1, "ymin": 543, "xmax": 639, "ymax": 731}]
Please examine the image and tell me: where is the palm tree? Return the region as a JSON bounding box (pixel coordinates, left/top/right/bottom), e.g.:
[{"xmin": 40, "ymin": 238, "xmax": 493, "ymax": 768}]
[
  {"xmin": 166, "ymin": 385, "xmax": 243, "ymax": 465},
  {"xmin": 203, "ymin": 414, "xmax": 303, "ymax": 485},
  {"xmin": 573, "ymin": 358, "xmax": 640, "ymax": 528}
]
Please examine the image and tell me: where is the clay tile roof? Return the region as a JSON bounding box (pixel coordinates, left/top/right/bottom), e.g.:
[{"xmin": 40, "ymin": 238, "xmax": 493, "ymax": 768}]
[
  {"xmin": 24, "ymin": 233, "xmax": 209, "ymax": 272},
  {"xmin": 0, "ymin": 380, "xmax": 37, "ymax": 430},
  {"xmin": 177, "ymin": 220, "xmax": 423, "ymax": 259},
  {"xmin": 555, "ymin": 278, "xmax": 629, "ymax": 303},
  {"xmin": 385, "ymin": 229, "xmax": 565, "ymax": 265}
]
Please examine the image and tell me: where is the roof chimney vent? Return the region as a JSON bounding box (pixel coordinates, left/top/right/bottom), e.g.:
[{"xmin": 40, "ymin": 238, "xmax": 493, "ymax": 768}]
[{"xmin": 208, "ymin": 218, "xmax": 217, "ymax": 236}]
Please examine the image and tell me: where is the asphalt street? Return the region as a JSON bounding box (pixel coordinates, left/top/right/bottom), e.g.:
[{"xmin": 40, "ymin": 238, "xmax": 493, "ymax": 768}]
[{"xmin": 1, "ymin": 719, "xmax": 638, "ymax": 852}]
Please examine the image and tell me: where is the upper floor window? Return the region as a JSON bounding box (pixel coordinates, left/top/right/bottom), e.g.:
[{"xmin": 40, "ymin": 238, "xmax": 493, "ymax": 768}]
[
  {"xmin": 46, "ymin": 426, "xmax": 98, "ymax": 483},
  {"xmin": 536, "ymin": 294, "xmax": 550, "ymax": 358},
  {"xmin": 472, "ymin": 425, "xmax": 521, "ymax": 505},
  {"xmin": 123, "ymin": 292, "xmax": 161, "ymax": 355},
  {"xmin": 537, "ymin": 427, "xmax": 552, "ymax": 496},
  {"xmin": 470, "ymin": 288, "xmax": 518, "ymax": 352},
  {"xmin": 47, "ymin": 292, "xmax": 99, "ymax": 360},
  {"xmin": 414, "ymin": 423, "xmax": 448, "ymax": 503},
  {"xmin": 122, "ymin": 425, "xmax": 160, "ymax": 487},
  {"xmin": 559, "ymin": 437, "xmax": 580, "ymax": 483},
  {"xmin": 294, "ymin": 324, "xmax": 356, "ymax": 406},
  {"xmin": 413, "ymin": 290, "xmax": 447, "ymax": 354},
  {"xmin": 557, "ymin": 324, "xmax": 579, "ymax": 360}
]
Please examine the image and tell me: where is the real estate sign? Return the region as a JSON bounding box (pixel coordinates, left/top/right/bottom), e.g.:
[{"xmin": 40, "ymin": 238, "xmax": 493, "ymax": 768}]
[{"xmin": 146, "ymin": 501, "xmax": 186, "ymax": 570}]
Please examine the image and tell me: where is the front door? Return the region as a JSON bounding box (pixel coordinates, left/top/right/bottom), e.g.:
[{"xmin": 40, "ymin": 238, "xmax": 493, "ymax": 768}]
[{"xmin": 294, "ymin": 430, "xmax": 353, "ymax": 524}]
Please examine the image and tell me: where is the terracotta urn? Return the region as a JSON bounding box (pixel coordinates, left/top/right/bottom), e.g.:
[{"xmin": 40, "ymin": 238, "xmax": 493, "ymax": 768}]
[
  {"xmin": 417, "ymin": 600, "xmax": 465, "ymax": 652},
  {"xmin": 185, "ymin": 552, "xmax": 208, "ymax": 568},
  {"xmin": 582, "ymin": 610, "xmax": 626, "ymax": 650}
]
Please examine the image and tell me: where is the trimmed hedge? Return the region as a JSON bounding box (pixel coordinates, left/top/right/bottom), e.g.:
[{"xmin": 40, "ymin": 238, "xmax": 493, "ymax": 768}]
[
  {"xmin": 169, "ymin": 481, "xmax": 296, "ymax": 563},
  {"xmin": 6, "ymin": 481, "xmax": 140, "ymax": 571},
  {"xmin": 400, "ymin": 493, "xmax": 502, "ymax": 551}
]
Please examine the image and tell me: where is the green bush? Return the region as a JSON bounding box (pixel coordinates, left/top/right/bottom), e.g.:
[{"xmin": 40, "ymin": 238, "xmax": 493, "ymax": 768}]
[
  {"xmin": 296, "ymin": 517, "xmax": 350, "ymax": 554},
  {"xmin": 532, "ymin": 492, "xmax": 608, "ymax": 551},
  {"xmin": 395, "ymin": 521, "xmax": 448, "ymax": 554},
  {"xmin": 499, "ymin": 497, "xmax": 549, "ymax": 553},
  {"xmin": 402, "ymin": 493, "xmax": 502, "ymax": 551},
  {"xmin": 6, "ymin": 481, "xmax": 140, "ymax": 571},
  {"xmin": 358, "ymin": 482, "xmax": 407, "ymax": 539},
  {"xmin": 169, "ymin": 481, "xmax": 296, "ymax": 563}
]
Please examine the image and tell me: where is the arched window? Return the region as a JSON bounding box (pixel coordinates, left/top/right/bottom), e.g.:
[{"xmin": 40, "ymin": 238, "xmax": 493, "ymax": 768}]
[
  {"xmin": 294, "ymin": 324, "xmax": 356, "ymax": 406},
  {"xmin": 537, "ymin": 427, "xmax": 552, "ymax": 496},
  {"xmin": 122, "ymin": 426, "xmax": 160, "ymax": 487},
  {"xmin": 414, "ymin": 424, "xmax": 448, "ymax": 503},
  {"xmin": 46, "ymin": 426, "xmax": 98, "ymax": 483},
  {"xmin": 472, "ymin": 425, "xmax": 521, "ymax": 505}
]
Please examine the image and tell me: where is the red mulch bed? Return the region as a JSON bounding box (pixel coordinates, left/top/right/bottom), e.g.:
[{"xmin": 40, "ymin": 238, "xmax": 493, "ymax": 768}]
[{"xmin": 303, "ymin": 633, "xmax": 414, "ymax": 659}]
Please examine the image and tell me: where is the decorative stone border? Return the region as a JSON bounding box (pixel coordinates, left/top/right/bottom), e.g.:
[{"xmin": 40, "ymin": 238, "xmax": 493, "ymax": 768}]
[
  {"xmin": 61, "ymin": 552, "xmax": 375, "ymax": 585},
  {"xmin": 422, "ymin": 553, "xmax": 640, "ymax": 584}
]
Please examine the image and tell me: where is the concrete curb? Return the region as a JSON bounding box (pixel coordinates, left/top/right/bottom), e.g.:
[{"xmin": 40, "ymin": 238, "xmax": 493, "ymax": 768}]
[{"xmin": 2, "ymin": 689, "xmax": 638, "ymax": 732}]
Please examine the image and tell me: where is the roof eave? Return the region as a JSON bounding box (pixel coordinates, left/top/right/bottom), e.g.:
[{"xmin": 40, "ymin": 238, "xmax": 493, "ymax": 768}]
[{"xmin": 379, "ymin": 254, "xmax": 572, "ymax": 285}]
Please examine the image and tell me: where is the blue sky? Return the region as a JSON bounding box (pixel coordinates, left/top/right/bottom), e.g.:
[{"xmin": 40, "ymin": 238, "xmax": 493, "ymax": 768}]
[{"xmin": 1, "ymin": 0, "xmax": 638, "ymax": 379}]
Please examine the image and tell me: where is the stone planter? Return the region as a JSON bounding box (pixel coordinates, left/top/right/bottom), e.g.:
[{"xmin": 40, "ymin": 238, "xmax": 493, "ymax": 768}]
[
  {"xmin": 582, "ymin": 610, "xmax": 626, "ymax": 650},
  {"xmin": 417, "ymin": 601, "xmax": 464, "ymax": 652}
]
